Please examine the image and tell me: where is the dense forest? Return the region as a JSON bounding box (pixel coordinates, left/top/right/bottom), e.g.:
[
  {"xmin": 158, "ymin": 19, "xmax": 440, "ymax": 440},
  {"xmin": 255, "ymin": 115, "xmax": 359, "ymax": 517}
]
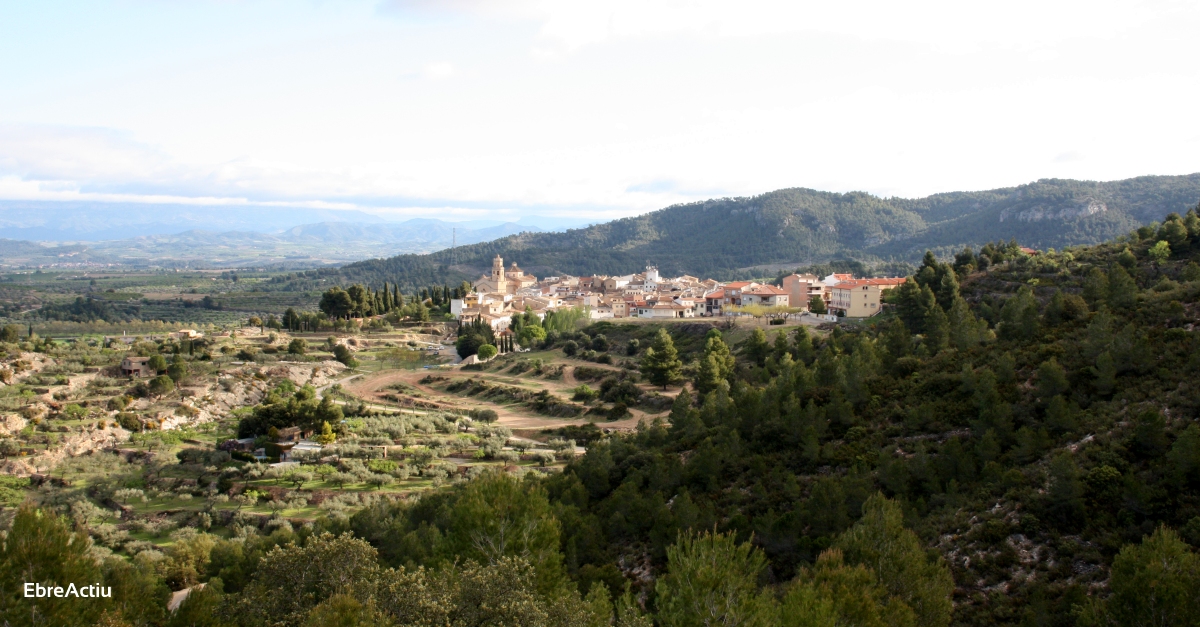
[
  {"xmin": 271, "ymin": 175, "xmax": 1200, "ymax": 293},
  {"xmin": 5, "ymin": 207, "xmax": 1200, "ymax": 626}
]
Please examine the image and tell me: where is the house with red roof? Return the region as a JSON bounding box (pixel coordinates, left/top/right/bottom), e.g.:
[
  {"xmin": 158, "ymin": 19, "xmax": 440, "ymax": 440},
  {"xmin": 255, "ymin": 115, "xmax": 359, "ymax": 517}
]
[{"xmin": 740, "ymin": 284, "xmax": 790, "ymax": 307}]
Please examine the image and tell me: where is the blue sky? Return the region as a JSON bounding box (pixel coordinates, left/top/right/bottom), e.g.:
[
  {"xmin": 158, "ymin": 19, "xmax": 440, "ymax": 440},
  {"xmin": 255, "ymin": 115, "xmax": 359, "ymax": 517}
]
[{"xmin": 2, "ymin": 0, "xmax": 1199, "ymax": 221}]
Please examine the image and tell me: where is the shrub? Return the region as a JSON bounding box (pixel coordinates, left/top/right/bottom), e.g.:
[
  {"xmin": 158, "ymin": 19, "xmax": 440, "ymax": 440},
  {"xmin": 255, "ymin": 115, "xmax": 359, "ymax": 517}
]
[
  {"xmin": 572, "ymin": 385, "xmax": 598, "ymax": 402},
  {"xmin": 469, "ymin": 409, "xmax": 499, "ymax": 423},
  {"xmin": 148, "ymin": 375, "xmax": 175, "ymax": 396},
  {"xmin": 608, "ymin": 403, "xmax": 630, "ymax": 421},
  {"xmin": 333, "ymin": 345, "xmax": 358, "ymax": 368}
]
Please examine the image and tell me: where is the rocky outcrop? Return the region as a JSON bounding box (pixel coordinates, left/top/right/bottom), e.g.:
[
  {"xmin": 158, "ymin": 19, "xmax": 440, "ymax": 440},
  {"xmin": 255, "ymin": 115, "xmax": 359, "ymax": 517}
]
[
  {"xmin": 264, "ymin": 361, "xmax": 347, "ymax": 388},
  {"xmin": 0, "ymin": 426, "xmax": 131, "ymax": 476},
  {"xmin": 0, "ymin": 352, "xmax": 57, "ymax": 387},
  {"xmin": 0, "ymin": 413, "xmax": 26, "ymax": 436}
]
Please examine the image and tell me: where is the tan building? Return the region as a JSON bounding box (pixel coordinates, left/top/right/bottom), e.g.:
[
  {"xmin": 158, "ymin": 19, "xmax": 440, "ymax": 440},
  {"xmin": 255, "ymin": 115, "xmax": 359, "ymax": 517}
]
[
  {"xmin": 473, "ymin": 255, "xmax": 538, "ymax": 295},
  {"xmin": 740, "ymin": 284, "xmax": 790, "ymax": 307},
  {"xmin": 504, "ymin": 261, "xmax": 538, "ymax": 292},
  {"xmin": 120, "ymin": 356, "xmax": 154, "ymax": 377},
  {"xmin": 782, "ymin": 273, "xmax": 823, "ymax": 309},
  {"xmin": 636, "ymin": 301, "xmax": 693, "ymax": 319},
  {"xmin": 829, "ymin": 278, "xmax": 906, "ymax": 318},
  {"xmin": 473, "ymin": 255, "xmax": 509, "ymax": 294}
]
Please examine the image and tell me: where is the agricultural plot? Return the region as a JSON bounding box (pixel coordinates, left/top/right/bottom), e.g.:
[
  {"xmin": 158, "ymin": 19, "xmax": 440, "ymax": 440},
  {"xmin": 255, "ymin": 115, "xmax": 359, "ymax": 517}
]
[{"xmin": 0, "ymin": 319, "xmax": 585, "ymax": 567}]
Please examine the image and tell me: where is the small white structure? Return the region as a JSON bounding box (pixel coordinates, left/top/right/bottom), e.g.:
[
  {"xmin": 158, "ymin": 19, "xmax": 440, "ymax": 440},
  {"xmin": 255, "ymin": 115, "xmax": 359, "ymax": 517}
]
[{"xmin": 280, "ymin": 440, "xmax": 323, "ymax": 462}]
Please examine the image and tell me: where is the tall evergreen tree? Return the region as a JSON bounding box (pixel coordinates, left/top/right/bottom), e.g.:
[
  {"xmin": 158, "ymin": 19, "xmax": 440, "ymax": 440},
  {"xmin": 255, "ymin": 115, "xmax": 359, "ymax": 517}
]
[
  {"xmin": 641, "ymin": 328, "xmax": 683, "ymax": 389},
  {"xmin": 1108, "ymin": 265, "xmax": 1138, "ymax": 309},
  {"xmin": 894, "ymin": 279, "xmax": 924, "ymax": 333}
]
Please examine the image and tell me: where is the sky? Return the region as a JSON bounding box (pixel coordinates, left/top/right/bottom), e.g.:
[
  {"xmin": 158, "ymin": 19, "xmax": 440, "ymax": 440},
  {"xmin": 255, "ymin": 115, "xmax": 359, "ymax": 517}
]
[{"xmin": 1, "ymin": 0, "xmax": 1199, "ymax": 222}]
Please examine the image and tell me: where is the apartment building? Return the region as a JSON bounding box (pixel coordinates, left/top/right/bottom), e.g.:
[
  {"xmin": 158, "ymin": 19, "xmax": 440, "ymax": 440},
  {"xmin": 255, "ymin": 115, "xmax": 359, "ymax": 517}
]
[{"xmin": 830, "ymin": 278, "xmax": 906, "ymax": 318}]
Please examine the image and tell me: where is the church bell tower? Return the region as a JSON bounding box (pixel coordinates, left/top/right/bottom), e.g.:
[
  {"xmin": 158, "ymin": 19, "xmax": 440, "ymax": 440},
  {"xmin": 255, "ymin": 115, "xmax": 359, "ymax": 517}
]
[{"xmin": 491, "ymin": 255, "xmax": 507, "ymax": 293}]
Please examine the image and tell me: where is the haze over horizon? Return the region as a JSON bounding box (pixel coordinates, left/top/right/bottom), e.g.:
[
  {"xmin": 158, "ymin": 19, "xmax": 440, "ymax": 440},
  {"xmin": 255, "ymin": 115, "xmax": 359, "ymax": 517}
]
[{"xmin": 2, "ymin": 0, "xmax": 1200, "ymax": 223}]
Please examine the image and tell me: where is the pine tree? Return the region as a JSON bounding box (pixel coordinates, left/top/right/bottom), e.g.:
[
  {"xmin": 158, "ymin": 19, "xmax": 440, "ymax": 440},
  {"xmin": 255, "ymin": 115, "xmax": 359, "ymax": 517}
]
[
  {"xmin": 1092, "ymin": 527, "xmax": 1200, "ymax": 627},
  {"xmin": 1082, "ymin": 267, "xmax": 1108, "ymax": 305},
  {"xmin": 923, "ymin": 304, "xmax": 949, "ymax": 354},
  {"xmin": 1091, "ymin": 351, "xmax": 1116, "ymax": 396},
  {"xmin": 835, "ymin": 494, "xmax": 954, "ymax": 627},
  {"xmin": 791, "ymin": 326, "xmax": 815, "ymax": 364},
  {"xmin": 1108, "ymin": 265, "xmax": 1138, "ymax": 310},
  {"xmin": 641, "ymin": 328, "xmax": 683, "ymax": 389},
  {"xmin": 947, "ymin": 297, "xmax": 982, "ymax": 350},
  {"xmin": 703, "ymin": 330, "xmax": 736, "ymax": 380},
  {"xmin": 1036, "ymin": 358, "xmax": 1069, "ymax": 399},
  {"xmin": 743, "ymin": 328, "xmax": 770, "ymax": 367},
  {"xmin": 935, "ymin": 267, "xmax": 959, "ymax": 311},
  {"xmin": 771, "ymin": 331, "xmax": 790, "ymax": 363},
  {"xmin": 883, "ymin": 319, "xmax": 910, "ymax": 363},
  {"xmin": 695, "ymin": 354, "xmax": 725, "ymax": 396},
  {"xmin": 894, "ymin": 279, "xmax": 924, "ymax": 333},
  {"xmin": 0, "ymin": 506, "xmax": 105, "ymax": 626}
]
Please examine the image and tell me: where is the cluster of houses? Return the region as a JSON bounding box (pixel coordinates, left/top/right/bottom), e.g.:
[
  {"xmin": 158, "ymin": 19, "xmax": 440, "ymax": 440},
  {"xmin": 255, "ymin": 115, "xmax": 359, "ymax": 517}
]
[{"xmin": 452, "ymin": 255, "xmax": 907, "ymax": 331}]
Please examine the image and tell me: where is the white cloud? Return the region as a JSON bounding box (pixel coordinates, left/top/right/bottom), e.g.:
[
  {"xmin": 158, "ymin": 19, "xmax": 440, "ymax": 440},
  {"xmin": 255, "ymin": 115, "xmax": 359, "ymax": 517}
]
[
  {"xmin": 423, "ymin": 61, "xmax": 456, "ymax": 79},
  {"xmin": 0, "ymin": 1, "xmax": 1198, "ymax": 221},
  {"xmin": 390, "ymin": 0, "xmax": 1189, "ymax": 52}
]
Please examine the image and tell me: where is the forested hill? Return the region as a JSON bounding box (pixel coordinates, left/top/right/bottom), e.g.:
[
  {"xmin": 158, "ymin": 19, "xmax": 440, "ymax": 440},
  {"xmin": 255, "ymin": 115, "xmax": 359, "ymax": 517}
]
[{"xmin": 306, "ymin": 174, "xmax": 1200, "ymax": 291}]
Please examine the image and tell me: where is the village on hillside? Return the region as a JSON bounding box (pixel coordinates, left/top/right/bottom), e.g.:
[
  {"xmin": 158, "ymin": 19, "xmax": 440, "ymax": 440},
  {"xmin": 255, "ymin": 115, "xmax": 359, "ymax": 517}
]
[{"xmin": 453, "ymin": 254, "xmax": 907, "ymax": 330}]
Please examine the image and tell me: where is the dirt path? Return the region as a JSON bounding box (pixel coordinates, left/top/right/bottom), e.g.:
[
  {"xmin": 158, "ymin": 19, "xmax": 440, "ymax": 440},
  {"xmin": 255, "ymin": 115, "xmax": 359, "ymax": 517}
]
[{"xmin": 561, "ymin": 366, "xmax": 577, "ymax": 387}]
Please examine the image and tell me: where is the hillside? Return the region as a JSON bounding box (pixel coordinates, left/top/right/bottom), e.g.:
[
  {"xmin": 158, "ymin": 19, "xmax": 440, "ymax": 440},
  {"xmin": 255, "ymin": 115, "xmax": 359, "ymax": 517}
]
[
  {"xmin": 318, "ymin": 174, "xmax": 1200, "ymax": 291},
  {"xmin": 6, "ymin": 207, "xmax": 1200, "ymax": 626}
]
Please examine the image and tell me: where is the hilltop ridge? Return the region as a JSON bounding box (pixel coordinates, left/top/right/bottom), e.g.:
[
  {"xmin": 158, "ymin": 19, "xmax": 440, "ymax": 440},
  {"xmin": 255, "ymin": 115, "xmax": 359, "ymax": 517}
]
[{"xmin": 309, "ymin": 174, "xmax": 1200, "ymax": 291}]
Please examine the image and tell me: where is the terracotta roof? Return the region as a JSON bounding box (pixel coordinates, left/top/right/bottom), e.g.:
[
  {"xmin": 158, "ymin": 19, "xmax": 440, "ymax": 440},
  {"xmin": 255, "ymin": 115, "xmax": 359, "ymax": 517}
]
[
  {"xmin": 833, "ymin": 278, "xmax": 907, "ymax": 289},
  {"xmin": 725, "ymin": 281, "xmax": 752, "ymax": 289},
  {"xmin": 706, "ymin": 290, "xmax": 726, "ymax": 299},
  {"xmin": 742, "ymin": 285, "xmax": 788, "ymax": 296}
]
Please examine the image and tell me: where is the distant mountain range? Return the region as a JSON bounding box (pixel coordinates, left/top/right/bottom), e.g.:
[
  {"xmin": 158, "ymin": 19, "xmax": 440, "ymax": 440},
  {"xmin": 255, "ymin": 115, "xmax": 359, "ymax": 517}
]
[
  {"xmin": 314, "ymin": 174, "xmax": 1200, "ymax": 290},
  {"xmin": 0, "ymin": 201, "xmax": 598, "ymax": 241},
  {"xmin": 4, "ymin": 175, "xmax": 1199, "ymax": 275},
  {"xmin": 0, "ymin": 202, "xmax": 599, "ymax": 268}
]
